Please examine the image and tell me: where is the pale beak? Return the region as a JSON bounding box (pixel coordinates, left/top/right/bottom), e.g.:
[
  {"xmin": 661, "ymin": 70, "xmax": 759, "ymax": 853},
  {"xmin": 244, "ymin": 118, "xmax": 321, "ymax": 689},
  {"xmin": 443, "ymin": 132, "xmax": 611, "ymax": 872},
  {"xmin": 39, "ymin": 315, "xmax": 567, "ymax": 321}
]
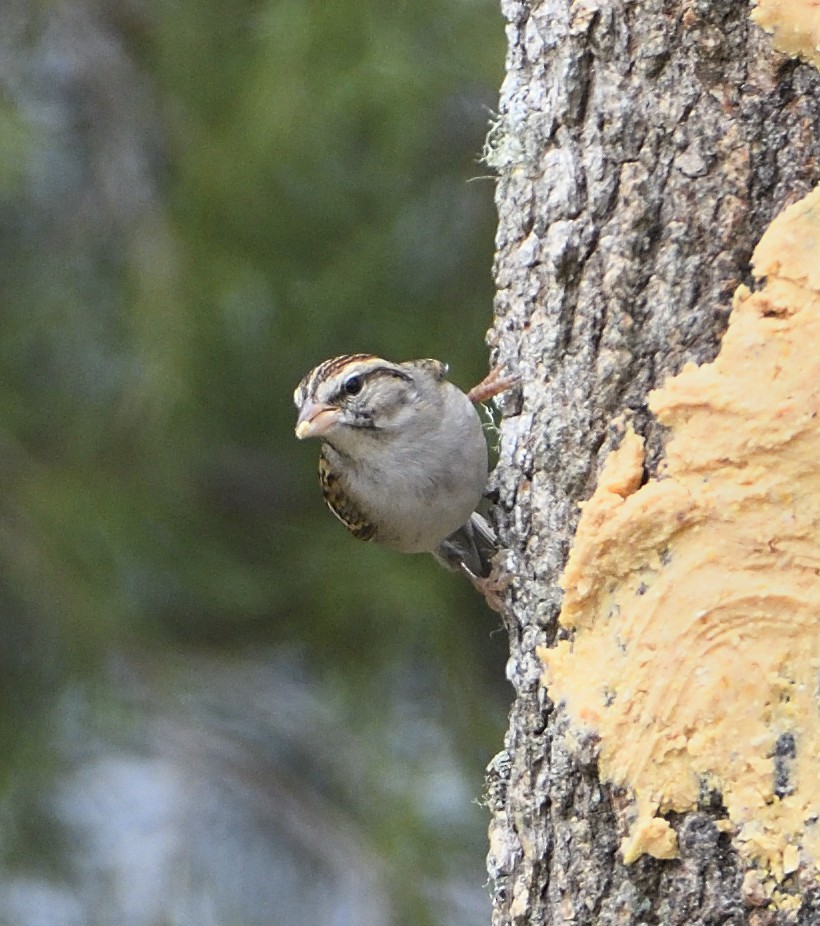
[{"xmin": 295, "ymin": 401, "xmax": 339, "ymax": 439}]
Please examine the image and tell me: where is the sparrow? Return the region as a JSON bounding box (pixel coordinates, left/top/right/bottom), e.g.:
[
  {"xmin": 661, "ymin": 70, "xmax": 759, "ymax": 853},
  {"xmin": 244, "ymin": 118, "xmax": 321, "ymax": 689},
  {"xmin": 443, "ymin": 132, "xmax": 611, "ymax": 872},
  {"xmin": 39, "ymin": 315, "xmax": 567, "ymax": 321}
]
[{"xmin": 293, "ymin": 354, "xmax": 516, "ymax": 577}]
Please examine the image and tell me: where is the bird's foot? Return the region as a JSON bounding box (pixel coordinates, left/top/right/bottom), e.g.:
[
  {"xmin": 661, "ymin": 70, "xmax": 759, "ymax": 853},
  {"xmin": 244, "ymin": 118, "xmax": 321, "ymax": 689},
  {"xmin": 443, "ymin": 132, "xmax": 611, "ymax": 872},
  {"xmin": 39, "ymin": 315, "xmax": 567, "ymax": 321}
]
[
  {"xmin": 462, "ymin": 560, "xmax": 514, "ymax": 617},
  {"xmin": 467, "ymin": 366, "xmax": 520, "ymax": 405}
]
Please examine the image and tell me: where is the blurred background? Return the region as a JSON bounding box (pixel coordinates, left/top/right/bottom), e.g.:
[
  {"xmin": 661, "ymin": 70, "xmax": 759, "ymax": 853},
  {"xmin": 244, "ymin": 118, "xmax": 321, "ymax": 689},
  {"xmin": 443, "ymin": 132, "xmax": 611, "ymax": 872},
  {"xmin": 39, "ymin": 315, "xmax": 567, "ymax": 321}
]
[{"xmin": 0, "ymin": 0, "xmax": 507, "ymax": 923}]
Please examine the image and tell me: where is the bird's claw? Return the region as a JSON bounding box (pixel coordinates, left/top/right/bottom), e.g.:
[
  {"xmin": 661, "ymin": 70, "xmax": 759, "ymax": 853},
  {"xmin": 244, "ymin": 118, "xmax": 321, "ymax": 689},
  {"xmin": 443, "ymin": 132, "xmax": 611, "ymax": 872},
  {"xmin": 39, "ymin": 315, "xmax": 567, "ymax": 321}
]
[
  {"xmin": 467, "ymin": 366, "xmax": 520, "ymax": 405},
  {"xmin": 463, "ymin": 562, "xmax": 514, "ymax": 616}
]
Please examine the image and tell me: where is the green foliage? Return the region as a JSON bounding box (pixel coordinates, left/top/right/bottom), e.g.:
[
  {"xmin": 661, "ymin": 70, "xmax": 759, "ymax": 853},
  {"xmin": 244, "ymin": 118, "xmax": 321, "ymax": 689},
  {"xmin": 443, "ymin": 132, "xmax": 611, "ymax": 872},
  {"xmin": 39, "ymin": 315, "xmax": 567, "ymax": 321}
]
[{"xmin": 0, "ymin": 0, "xmax": 505, "ymax": 920}]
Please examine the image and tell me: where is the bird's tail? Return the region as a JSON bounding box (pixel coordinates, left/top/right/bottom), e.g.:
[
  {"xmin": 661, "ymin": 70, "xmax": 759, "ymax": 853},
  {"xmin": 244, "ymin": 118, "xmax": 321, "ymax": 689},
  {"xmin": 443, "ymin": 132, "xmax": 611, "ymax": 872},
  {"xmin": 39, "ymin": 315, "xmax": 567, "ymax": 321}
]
[{"xmin": 433, "ymin": 511, "xmax": 497, "ymax": 578}]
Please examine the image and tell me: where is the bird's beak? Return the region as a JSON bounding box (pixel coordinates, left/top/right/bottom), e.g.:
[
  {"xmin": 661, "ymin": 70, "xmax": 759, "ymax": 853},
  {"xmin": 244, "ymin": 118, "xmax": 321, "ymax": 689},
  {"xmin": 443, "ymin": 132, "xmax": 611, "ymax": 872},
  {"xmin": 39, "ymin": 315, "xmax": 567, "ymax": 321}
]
[{"xmin": 295, "ymin": 402, "xmax": 339, "ymax": 439}]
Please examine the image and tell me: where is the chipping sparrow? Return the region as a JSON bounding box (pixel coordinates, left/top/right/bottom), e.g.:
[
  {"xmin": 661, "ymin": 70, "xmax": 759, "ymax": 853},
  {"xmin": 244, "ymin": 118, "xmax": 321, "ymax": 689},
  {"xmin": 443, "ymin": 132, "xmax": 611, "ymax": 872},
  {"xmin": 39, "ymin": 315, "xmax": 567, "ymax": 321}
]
[{"xmin": 294, "ymin": 354, "xmax": 516, "ymax": 578}]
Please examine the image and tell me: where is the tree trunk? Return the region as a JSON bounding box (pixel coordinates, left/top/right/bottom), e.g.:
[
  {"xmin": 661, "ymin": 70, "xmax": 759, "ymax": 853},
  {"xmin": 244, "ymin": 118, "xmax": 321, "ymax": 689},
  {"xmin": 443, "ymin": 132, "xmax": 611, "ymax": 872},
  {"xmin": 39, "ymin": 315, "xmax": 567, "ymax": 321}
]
[{"xmin": 485, "ymin": 1, "xmax": 820, "ymax": 923}]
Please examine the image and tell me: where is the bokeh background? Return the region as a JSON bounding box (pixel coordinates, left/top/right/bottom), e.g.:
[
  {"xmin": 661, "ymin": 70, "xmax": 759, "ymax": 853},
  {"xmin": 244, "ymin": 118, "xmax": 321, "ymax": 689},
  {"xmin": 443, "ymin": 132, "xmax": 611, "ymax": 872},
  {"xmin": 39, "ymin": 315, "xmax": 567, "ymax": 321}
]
[{"xmin": 0, "ymin": 1, "xmax": 508, "ymax": 923}]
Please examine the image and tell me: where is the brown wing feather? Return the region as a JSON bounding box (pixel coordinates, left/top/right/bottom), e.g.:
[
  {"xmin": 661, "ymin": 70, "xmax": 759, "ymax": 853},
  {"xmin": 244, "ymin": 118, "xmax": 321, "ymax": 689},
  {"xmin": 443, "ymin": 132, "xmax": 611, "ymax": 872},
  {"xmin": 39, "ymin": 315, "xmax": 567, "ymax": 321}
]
[{"xmin": 318, "ymin": 451, "xmax": 377, "ymax": 541}]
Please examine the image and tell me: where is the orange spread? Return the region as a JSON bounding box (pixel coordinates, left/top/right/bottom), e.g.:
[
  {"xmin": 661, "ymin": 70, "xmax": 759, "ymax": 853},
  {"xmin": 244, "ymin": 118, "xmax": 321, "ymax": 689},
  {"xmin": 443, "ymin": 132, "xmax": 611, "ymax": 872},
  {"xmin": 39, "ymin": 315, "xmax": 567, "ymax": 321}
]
[
  {"xmin": 539, "ymin": 186, "xmax": 820, "ymax": 893},
  {"xmin": 753, "ymin": 1, "xmax": 820, "ymax": 68}
]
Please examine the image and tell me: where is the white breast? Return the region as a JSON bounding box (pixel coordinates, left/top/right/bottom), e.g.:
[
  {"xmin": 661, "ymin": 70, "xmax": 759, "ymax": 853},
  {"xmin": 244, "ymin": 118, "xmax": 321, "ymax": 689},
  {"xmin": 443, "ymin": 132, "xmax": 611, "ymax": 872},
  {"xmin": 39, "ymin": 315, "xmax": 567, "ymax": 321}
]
[{"xmin": 338, "ymin": 382, "xmax": 488, "ymax": 553}]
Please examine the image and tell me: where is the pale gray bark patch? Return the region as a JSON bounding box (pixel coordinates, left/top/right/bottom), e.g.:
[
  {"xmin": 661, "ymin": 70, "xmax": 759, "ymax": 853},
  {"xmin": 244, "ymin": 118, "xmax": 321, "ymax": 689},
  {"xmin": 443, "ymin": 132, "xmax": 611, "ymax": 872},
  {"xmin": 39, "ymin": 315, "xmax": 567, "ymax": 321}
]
[{"xmin": 485, "ymin": 1, "xmax": 820, "ymax": 923}]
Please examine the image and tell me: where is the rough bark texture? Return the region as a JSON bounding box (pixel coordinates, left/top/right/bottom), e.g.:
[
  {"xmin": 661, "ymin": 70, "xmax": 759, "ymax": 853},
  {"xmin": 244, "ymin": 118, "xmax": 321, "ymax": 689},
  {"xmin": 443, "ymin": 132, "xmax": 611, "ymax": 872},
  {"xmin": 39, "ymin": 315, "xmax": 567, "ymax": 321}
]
[{"xmin": 485, "ymin": 1, "xmax": 820, "ymax": 924}]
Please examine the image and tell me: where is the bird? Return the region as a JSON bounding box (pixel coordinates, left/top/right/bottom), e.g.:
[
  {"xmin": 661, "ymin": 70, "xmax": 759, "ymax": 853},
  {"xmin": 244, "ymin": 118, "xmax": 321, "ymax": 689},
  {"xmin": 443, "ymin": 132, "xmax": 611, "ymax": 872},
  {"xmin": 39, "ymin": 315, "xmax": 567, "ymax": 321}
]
[{"xmin": 293, "ymin": 354, "xmax": 517, "ymax": 578}]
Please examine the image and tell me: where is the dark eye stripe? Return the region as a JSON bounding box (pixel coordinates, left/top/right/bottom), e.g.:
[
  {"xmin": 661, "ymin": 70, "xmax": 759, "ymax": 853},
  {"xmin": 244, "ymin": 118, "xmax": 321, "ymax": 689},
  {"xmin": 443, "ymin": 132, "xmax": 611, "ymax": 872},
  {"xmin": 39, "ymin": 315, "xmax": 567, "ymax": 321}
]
[
  {"xmin": 314, "ymin": 354, "xmax": 376, "ymax": 386},
  {"xmin": 296, "ymin": 354, "xmax": 375, "ymax": 402},
  {"xmin": 295, "ymin": 355, "xmax": 376, "ymax": 405},
  {"xmin": 330, "ymin": 365, "xmax": 412, "ymax": 401},
  {"xmin": 296, "ymin": 355, "xmax": 414, "ymax": 407}
]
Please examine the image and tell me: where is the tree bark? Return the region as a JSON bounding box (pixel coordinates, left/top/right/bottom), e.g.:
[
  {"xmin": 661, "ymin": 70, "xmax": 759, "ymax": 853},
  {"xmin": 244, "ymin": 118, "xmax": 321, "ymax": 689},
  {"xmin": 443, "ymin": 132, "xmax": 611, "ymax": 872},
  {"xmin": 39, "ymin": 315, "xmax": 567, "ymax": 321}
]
[{"xmin": 485, "ymin": 1, "xmax": 820, "ymax": 923}]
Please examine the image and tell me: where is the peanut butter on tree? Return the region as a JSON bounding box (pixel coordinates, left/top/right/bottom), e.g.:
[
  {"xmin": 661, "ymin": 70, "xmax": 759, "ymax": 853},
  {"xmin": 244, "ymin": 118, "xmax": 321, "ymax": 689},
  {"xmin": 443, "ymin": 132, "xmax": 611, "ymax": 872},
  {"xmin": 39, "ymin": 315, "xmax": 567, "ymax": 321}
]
[{"xmin": 540, "ymin": 186, "xmax": 820, "ymax": 904}]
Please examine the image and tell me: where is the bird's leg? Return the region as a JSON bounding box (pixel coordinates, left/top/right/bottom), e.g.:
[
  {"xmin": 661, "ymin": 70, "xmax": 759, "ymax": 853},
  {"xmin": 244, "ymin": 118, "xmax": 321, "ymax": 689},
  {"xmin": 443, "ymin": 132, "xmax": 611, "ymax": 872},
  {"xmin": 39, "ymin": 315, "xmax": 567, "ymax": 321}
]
[
  {"xmin": 464, "ymin": 366, "xmax": 519, "ymax": 614},
  {"xmin": 462, "ymin": 560, "xmax": 515, "ymax": 618},
  {"xmin": 467, "ymin": 366, "xmax": 520, "ymax": 405}
]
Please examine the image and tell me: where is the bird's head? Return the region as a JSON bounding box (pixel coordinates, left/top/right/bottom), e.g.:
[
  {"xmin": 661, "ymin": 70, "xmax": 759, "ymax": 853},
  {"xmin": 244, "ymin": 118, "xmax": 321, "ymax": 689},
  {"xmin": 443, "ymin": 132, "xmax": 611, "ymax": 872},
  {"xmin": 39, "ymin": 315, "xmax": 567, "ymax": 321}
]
[{"xmin": 293, "ymin": 354, "xmax": 448, "ymax": 450}]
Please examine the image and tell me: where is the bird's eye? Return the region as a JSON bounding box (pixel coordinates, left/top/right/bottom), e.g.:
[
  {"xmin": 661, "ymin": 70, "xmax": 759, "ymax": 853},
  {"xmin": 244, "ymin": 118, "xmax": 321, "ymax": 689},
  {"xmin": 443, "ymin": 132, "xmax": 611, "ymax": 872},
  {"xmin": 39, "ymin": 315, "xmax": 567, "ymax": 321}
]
[{"xmin": 343, "ymin": 374, "xmax": 363, "ymax": 396}]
